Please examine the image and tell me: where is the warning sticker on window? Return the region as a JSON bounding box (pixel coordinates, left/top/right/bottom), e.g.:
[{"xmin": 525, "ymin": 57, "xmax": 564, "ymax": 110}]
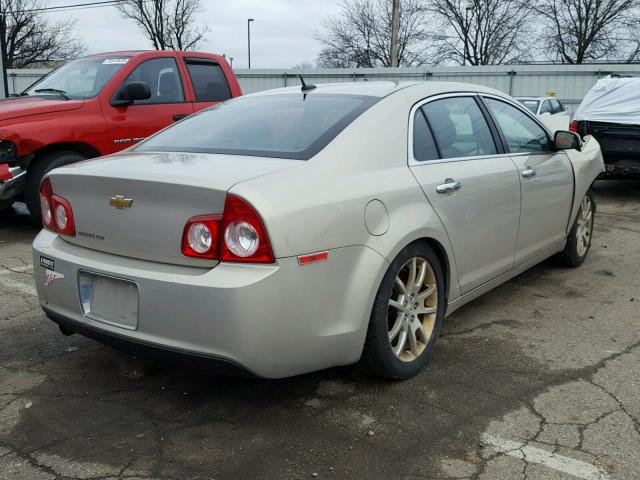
[{"xmin": 102, "ymin": 58, "xmax": 129, "ymax": 65}]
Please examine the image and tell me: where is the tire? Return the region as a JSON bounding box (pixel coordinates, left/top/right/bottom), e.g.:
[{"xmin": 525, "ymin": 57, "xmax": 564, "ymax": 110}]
[
  {"xmin": 25, "ymin": 151, "xmax": 86, "ymax": 221},
  {"xmin": 361, "ymin": 242, "xmax": 446, "ymax": 380},
  {"xmin": 556, "ymin": 190, "xmax": 595, "ymax": 268}
]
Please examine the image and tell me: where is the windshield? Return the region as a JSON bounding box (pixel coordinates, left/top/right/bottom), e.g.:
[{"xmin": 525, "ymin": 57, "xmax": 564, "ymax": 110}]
[
  {"xmin": 24, "ymin": 56, "xmax": 130, "ymax": 100},
  {"xmin": 518, "ymin": 99, "xmax": 540, "ymax": 114},
  {"xmin": 135, "ymin": 94, "xmax": 379, "ymax": 160}
]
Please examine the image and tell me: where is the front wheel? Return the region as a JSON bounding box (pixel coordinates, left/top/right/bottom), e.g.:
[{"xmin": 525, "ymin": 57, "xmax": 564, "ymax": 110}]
[
  {"xmin": 361, "ymin": 242, "xmax": 446, "ymax": 380},
  {"xmin": 556, "ymin": 190, "xmax": 595, "ymax": 267}
]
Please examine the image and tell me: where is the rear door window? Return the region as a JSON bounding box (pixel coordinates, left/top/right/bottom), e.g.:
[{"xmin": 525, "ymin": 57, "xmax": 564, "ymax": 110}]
[
  {"xmin": 413, "ymin": 109, "xmax": 439, "ymax": 161},
  {"xmin": 421, "ymin": 97, "xmax": 497, "ymax": 159},
  {"xmin": 185, "ymin": 59, "xmax": 232, "ymax": 102},
  {"xmin": 539, "ymin": 100, "xmax": 552, "ymax": 114},
  {"xmin": 550, "ymin": 99, "xmax": 562, "ymax": 113}
]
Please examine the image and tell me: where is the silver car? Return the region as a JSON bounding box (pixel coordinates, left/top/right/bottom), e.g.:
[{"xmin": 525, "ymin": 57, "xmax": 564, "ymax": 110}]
[{"xmin": 32, "ymin": 82, "xmax": 604, "ymax": 379}]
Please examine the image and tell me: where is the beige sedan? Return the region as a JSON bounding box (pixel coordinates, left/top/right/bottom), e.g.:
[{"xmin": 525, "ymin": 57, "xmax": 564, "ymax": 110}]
[{"xmin": 32, "ymin": 81, "xmax": 604, "ymax": 379}]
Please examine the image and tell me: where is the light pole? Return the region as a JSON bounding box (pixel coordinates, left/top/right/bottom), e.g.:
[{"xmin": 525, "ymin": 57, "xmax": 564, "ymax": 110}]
[
  {"xmin": 247, "ymin": 18, "xmax": 254, "ymax": 69},
  {"xmin": 463, "ymin": 7, "xmax": 472, "ymax": 67}
]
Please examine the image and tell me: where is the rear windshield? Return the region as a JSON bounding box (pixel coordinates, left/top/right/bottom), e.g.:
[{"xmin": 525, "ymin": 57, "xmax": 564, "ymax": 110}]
[
  {"xmin": 518, "ymin": 99, "xmax": 540, "ymax": 114},
  {"xmin": 135, "ymin": 94, "xmax": 379, "ymax": 160}
]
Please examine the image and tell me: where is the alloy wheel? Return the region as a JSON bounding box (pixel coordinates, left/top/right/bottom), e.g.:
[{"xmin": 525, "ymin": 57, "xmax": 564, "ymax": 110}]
[
  {"xmin": 575, "ymin": 195, "xmax": 593, "ymax": 257},
  {"xmin": 387, "ymin": 256, "xmax": 438, "ymax": 362}
]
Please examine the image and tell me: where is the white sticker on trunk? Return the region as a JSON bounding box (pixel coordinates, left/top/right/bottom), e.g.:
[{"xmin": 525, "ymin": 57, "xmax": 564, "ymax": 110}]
[
  {"xmin": 44, "ymin": 269, "xmax": 64, "ymax": 286},
  {"xmin": 102, "ymin": 58, "xmax": 129, "ymax": 65}
]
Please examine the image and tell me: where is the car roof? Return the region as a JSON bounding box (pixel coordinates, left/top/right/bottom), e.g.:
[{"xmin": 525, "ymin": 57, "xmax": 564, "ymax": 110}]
[
  {"xmin": 516, "ymin": 96, "xmax": 557, "ymax": 101},
  {"xmin": 248, "ymin": 81, "xmax": 510, "ymax": 99}
]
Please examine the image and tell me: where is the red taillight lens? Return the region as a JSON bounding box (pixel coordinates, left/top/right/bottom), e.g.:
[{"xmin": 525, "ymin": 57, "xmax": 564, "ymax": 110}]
[
  {"xmin": 569, "ymin": 120, "xmax": 578, "ymax": 132},
  {"xmin": 181, "ymin": 195, "xmax": 274, "ymax": 263},
  {"xmin": 40, "ymin": 177, "xmax": 75, "ymax": 236},
  {"xmin": 220, "ymin": 194, "xmax": 274, "ymax": 263},
  {"xmin": 181, "ymin": 215, "xmax": 221, "ymax": 259}
]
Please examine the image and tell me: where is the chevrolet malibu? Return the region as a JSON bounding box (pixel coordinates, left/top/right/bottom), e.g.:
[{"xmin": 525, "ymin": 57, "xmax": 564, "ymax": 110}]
[{"xmin": 32, "ymin": 82, "xmax": 604, "ymax": 379}]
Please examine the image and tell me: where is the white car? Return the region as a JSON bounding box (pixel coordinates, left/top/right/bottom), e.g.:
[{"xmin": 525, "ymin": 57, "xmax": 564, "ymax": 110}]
[{"xmin": 516, "ymin": 96, "xmax": 568, "ymax": 116}]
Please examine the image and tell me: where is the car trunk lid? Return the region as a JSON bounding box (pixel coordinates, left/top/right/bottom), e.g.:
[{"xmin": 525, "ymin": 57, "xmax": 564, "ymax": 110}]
[{"xmin": 48, "ymin": 151, "xmax": 299, "ymax": 267}]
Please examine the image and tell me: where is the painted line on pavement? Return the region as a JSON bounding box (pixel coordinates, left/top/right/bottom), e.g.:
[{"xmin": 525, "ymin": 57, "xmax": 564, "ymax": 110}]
[{"xmin": 482, "ymin": 434, "xmax": 609, "ymax": 480}]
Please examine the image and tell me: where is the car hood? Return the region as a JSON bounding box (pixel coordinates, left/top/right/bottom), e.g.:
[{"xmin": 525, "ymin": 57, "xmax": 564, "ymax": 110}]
[{"xmin": 0, "ymin": 96, "xmax": 84, "ymax": 121}]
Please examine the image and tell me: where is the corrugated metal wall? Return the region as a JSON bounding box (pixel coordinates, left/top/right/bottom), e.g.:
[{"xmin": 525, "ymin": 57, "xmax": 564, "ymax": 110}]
[{"xmin": 10, "ymin": 64, "xmax": 640, "ymax": 113}]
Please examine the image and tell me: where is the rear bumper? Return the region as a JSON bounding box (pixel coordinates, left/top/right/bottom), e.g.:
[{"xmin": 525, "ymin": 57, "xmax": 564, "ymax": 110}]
[
  {"xmin": 44, "ymin": 307, "xmax": 255, "ymax": 377},
  {"xmin": 600, "ymin": 160, "xmax": 640, "ymax": 178},
  {"xmin": 0, "ymin": 166, "xmax": 25, "ymax": 206},
  {"xmin": 33, "ymin": 230, "xmax": 386, "ymax": 378}
]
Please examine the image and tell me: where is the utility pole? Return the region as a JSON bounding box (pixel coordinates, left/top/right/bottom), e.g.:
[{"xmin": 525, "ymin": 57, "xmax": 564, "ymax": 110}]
[
  {"xmin": 0, "ymin": 14, "xmax": 8, "ymax": 98},
  {"xmin": 463, "ymin": 6, "xmax": 472, "ymax": 67},
  {"xmin": 247, "ymin": 18, "xmax": 254, "ymax": 69},
  {"xmin": 390, "ymin": 0, "xmax": 400, "ymax": 67}
]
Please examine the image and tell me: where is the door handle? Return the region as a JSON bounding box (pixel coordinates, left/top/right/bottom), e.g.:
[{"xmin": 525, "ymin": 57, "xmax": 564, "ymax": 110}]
[
  {"xmin": 522, "ymin": 168, "xmax": 537, "ymax": 178},
  {"xmin": 436, "ymin": 179, "xmax": 462, "ymax": 194},
  {"xmin": 173, "ymin": 113, "xmax": 189, "ymax": 121}
]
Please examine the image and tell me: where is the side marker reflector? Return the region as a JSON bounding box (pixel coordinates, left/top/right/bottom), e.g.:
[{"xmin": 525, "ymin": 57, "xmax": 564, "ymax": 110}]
[{"xmin": 298, "ymin": 251, "xmax": 329, "ymax": 265}]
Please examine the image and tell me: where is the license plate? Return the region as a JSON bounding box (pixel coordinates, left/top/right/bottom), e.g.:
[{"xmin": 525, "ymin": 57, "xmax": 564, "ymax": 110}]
[{"xmin": 78, "ymin": 271, "xmax": 139, "ymax": 330}]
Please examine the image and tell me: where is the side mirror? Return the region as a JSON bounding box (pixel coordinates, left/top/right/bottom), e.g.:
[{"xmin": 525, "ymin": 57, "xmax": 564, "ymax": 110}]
[
  {"xmin": 110, "ymin": 81, "xmax": 151, "ymax": 106},
  {"xmin": 554, "ymin": 130, "xmax": 582, "ymax": 151}
]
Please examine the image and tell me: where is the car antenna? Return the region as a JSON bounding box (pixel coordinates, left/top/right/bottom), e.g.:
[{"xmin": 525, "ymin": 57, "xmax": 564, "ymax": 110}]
[{"xmin": 299, "ymin": 74, "xmax": 316, "ymax": 92}]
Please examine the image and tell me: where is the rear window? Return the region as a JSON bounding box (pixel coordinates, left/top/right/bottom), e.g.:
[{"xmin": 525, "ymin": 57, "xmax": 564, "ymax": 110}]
[
  {"xmin": 519, "ymin": 99, "xmax": 540, "ymax": 114},
  {"xmin": 135, "ymin": 94, "xmax": 379, "ymax": 160},
  {"xmin": 185, "ymin": 58, "xmax": 231, "ymax": 102}
]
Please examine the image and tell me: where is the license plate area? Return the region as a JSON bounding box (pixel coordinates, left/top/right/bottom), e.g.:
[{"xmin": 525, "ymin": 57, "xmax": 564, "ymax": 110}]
[{"xmin": 78, "ymin": 271, "xmax": 139, "ymax": 330}]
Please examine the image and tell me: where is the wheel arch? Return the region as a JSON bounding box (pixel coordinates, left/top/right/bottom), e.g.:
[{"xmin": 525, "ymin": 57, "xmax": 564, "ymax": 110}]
[
  {"xmin": 401, "ymin": 236, "xmax": 452, "ymax": 303},
  {"xmin": 28, "ymin": 142, "xmax": 101, "ymax": 168}
]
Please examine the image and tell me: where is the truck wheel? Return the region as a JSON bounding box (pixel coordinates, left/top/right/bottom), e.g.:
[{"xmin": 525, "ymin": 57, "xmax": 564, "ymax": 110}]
[
  {"xmin": 360, "ymin": 242, "xmax": 446, "ymax": 380},
  {"xmin": 25, "ymin": 151, "xmax": 86, "ymax": 222},
  {"xmin": 556, "ymin": 190, "xmax": 595, "ymax": 268}
]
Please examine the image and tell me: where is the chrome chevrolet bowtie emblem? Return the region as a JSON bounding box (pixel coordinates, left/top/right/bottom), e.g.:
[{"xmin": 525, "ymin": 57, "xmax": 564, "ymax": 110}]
[{"xmin": 109, "ymin": 195, "xmax": 133, "ymax": 209}]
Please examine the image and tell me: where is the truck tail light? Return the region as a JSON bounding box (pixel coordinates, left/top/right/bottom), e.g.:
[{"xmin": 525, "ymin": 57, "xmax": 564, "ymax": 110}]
[
  {"xmin": 181, "ymin": 194, "xmax": 274, "ymax": 263},
  {"xmin": 569, "ymin": 120, "xmax": 578, "ymax": 133},
  {"xmin": 40, "ymin": 177, "xmax": 76, "ymax": 236}
]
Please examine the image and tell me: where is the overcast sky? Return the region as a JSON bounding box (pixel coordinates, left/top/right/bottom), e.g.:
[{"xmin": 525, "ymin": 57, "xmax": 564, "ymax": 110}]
[{"xmin": 45, "ymin": 0, "xmax": 342, "ymax": 68}]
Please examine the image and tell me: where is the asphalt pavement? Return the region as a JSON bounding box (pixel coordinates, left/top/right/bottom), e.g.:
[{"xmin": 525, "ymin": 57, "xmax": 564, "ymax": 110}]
[{"xmin": 1, "ymin": 180, "xmax": 639, "ymax": 480}]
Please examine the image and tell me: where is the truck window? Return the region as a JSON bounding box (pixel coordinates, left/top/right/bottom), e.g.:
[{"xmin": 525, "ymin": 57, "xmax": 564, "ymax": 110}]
[
  {"xmin": 539, "ymin": 100, "xmax": 551, "ymax": 114},
  {"xmin": 185, "ymin": 59, "xmax": 232, "ymax": 102},
  {"xmin": 550, "ymin": 99, "xmax": 563, "ymax": 114},
  {"xmin": 122, "ymin": 57, "xmax": 185, "ymax": 104}
]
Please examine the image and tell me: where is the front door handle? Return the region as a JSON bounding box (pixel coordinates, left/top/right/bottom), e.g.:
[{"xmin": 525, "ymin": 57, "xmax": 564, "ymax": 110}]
[
  {"xmin": 173, "ymin": 113, "xmax": 189, "ymax": 121},
  {"xmin": 436, "ymin": 179, "xmax": 462, "ymax": 194},
  {"xmin": 522, "ymin": 168, "xmax": 537, "ymax": 178}
]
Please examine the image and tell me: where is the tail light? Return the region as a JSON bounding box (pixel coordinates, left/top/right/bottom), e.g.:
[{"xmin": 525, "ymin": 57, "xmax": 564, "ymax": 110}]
[
  {"xmin": 40, "ymin": 177, "xmax": 76, "ymax": 236},
  {"xmin": 569, "ymin": 120, "xmax": 578, "ymax": 133},
  {"xmin": 181, "ymin": 194, "xmax": 274, "ymax": 263}
]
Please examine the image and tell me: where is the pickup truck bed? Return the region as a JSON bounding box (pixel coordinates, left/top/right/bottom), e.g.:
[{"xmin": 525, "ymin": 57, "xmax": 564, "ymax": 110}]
[{"xmin": 573, "ymin": 120, "xmax": 640, "ymax": 177}]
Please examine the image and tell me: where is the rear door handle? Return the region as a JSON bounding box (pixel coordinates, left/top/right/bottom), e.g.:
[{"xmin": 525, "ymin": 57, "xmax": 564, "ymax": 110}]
[
  {"xmin": 173, "ymin": 113, "xmax": 189, "ymax": 121},
  {"xmin": 522, "ymin": 168, "xmax": 537, "ymax": 178},
  {"xmin": 436, "ymin": 180, "xmax": 462, "ymax": 193}
]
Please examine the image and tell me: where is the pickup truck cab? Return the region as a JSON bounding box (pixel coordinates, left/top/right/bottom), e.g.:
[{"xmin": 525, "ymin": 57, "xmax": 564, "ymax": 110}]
[{"xmin": 0, "ymin": 50, "xmax": 242, "ymax": 218}]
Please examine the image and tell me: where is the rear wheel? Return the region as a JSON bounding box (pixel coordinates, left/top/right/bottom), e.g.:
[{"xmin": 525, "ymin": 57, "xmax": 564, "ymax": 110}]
[
  {"xmin": 25, "ymin": 151, "xmax": 86, "ymax": 221},
  {"xmin": 361, "ymin": 242, "xmax": 445, "ymax": 380},
  {"xmin": 557, "ymin": 190, "xmax": 595, "ymax": 267}
]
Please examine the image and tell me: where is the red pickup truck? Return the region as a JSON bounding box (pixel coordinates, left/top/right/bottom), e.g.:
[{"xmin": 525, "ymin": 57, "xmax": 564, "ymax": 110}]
[{"xmin": 0, "ymin": 50, "xmax": 242, "ymax": 219}]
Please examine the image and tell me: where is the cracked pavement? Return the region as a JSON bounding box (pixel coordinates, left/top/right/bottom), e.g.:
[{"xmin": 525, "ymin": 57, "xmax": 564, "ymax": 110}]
[{"xmin": 0, "ymin": 181, "xmax": 639, "ymax": 480}]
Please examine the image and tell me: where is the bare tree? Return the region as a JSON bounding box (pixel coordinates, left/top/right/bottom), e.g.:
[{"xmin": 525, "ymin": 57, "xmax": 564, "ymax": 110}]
[
  {"xmin": 534, "ymin": 0, "xmax": 640, "ymax": 64},
  {"xmin": 430, "ymin": 0, "xmax": 532, "ymax": 65},
  {"xmin": 0, "ymin": 0, "xmax": 85, "ymax": 68},
  {"xmin": 315, "ymin": 0, "xmax": 434, "ymax": 68},
  {"xmin": 117, "ymin": 0, "xmax": 209, "ymax": 51}
]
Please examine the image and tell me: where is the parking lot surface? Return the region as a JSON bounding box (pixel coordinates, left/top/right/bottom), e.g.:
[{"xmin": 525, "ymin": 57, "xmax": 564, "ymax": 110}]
[{"xmin": 0, "ymin": 180, "xmax": 639, "ymax": 480}]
